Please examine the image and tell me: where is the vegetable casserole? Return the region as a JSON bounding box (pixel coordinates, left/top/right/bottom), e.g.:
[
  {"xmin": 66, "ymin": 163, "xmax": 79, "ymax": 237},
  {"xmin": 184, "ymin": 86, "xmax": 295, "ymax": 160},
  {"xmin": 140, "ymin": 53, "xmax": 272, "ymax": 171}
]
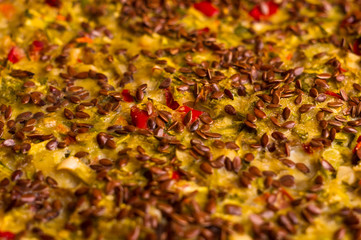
[{"xmin": 0, "ymin": 0, "xmax": 361, "ymax": 239}]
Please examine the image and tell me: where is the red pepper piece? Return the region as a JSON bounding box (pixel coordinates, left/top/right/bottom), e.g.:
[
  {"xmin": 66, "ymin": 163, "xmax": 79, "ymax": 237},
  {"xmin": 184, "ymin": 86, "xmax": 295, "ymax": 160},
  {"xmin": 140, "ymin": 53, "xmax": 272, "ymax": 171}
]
[
  {"xmin": 130, "ymin": 106, "xmax": 149, "ymax": 129},
  {"xmin": 164, "ymin": 89, "xmax": 203, "ymax": 123},
  {"xmin": 193, "ymin": 1, "xmax": 219, "ymax": 17},
  {"xmin": 0, "ymin": 231, "xmax": 15, "ymax": 239},
  {"xmin": 177, "ymin": 105, "xmax": 203, "ymax": 124},
  {"xmin": 338, "ymin": 65, "xmax": 348, "ymax": 73},
  {"xmin": 265, "ymin": 1, "xmax": 278, "ymax": 15},
  {"xmin": 280, "ymin": 188, "xmax": 294, "ymax": 201},
  {"xmin": 32, "ymin": 40, "xmax": 44, "ymax": 51},
  {"xmin": 29, "ymin": 41, "xmax": 44, "ymax": 61},
  {"xmin": 249, "ymin": 1, "xmax": 278, "ymax": 21},
  {"xmin": 197, "ymin": 27, "xmax": 210, "ymax": 35},
  {"xmin": 165, "ymin": 89, "xmax": 180, "ymax": 110},
  {"xmin": 324, "ymin": 91, "xmax": 342, "ymax": 99},
  {"xmin": 171, "ymin": 171, "xmax": 181, "ymax": 180},
  {"xmin": 7, "ymin": 47, "xmax": 22, "ymax": 64},
  {"xmin": 249, "ymin": 6, "xmax": 262, "ymax": 21},
  {"xmin": 352, "ymin": 136, "xmax": 361, "ymax": 153},
  {"xmin": 302, "ymin": 143, "xmax": 312, "ymax": 154},
  {"xmin": 121, "ymin": 89, "xmax": 134, "ymax": 102},
  {"xmin": 45, "ymin": 0, "xmax": 61, "ymax": 8},
  {"xmin": 353, "ymin": 141, "xmax": 361, "ymax": 154}
]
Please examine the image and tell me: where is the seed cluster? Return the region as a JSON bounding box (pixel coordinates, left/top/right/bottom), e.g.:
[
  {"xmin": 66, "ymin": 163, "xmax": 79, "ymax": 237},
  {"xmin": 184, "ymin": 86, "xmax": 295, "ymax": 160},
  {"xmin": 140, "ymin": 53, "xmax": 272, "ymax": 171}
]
[{"xmin": 1, "ymin": 0, "xmax": 361, "ymax": 239}]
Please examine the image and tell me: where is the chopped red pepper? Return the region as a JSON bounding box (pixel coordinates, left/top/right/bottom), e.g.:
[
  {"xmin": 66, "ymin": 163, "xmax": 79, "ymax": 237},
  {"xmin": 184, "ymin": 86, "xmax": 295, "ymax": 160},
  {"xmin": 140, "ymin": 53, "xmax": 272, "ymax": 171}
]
[
  {"xmin": 171, "ymin": 171, "xmax": 181, "ymax": 180},
  {"xmin": 45, "ymin": 0, "xmax": 61, "ymax": 8},
  {"xmin": 164, "ymin": 89, "xmax": 203, "ymax": 124},
  {"xmin": 353, "ymin": 136, "xmax": 361, "ymax": 153},
  {"xmin": 130, "ymin": 106, "xmax": 149, "ymax": 129},
  {"xmin": 121, "ymin": 89, "xmax": 134, "ymax": 102},
  {"xmin": 338, "ymin": 66, "xmax": 348, "ymax": 73},
  {"xmin": 197, "ymin": 27, "xmax": 210, "ymax": 35},
  {"xmin": 302, "ymin": 143, "xmax": 312, "ymax": 154},
  {"xmin": 32, "ymin": 40, "xmax": 44, "ymax": 52},
  {"xmin": 0, "ymin": 231, "xmax": 15, "ymax": 240},
  {"xmin": 324, "ymin": 91, "xmax": 342, "ymax": 99},
  {"xmin": 177, "ymin": 105, "xmax": 203, "ymax": 124},
  {"xmin": 279, "ymin": 188, "xmax": 294, "ymax": 201},
  {"xmin": 353, "ymin": 141, "xmax": 361, "ymax": 154},
  {"xmin": 7, "ymin": 47, "xmax": 23, "ymax": 64},
  {"xmin": 249, "ymin": 1, "xmax": 278, "ymax": 21},
  {"xmin": 29, "ymin": 41, "xmax": 44, "ymax": 61},
  {"xmin": 193, "ymin": 1, "xmax": 219, "ymax": 17},
  {"xmin": 164, "ymin": 89, "xmax": 180, "ymax": 110},
  {"xmin": 353, "ymin": 38, "xmax": 361, "ymax": 56}
]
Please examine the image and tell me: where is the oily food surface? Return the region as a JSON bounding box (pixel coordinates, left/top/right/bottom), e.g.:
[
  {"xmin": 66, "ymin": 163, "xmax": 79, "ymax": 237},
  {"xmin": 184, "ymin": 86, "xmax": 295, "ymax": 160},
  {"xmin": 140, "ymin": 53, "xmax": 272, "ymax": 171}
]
[{"xmin": 0, "ymin": 0, "xmax": 361, "ymax": 239}]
